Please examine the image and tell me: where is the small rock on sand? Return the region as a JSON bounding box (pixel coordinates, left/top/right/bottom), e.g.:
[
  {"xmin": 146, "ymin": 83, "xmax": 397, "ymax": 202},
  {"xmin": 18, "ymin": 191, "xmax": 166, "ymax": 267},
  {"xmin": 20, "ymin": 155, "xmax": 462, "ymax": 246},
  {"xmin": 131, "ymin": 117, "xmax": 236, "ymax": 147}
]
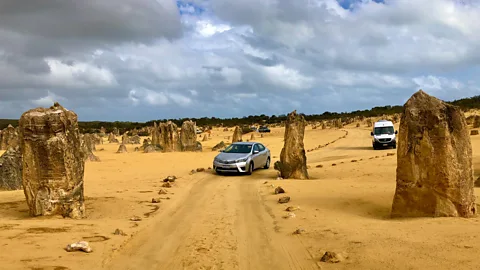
[
  {"xmin": 286, "ymin": 206, "xmax": 300, "ymax": 212},
  {"xmin": 283, "ymin": 212, "xmax": 296, "ymax": 219},
  {"xmin": 158, "ymin": 188, "xmax": 168, "ymax": 195},
  {"xmin": 387, "ymin": 153, "xmax": 395, "ymax": 156},
  {"xmin": 163, "ymin": 176, "xmax": 177, "ymax": 182},
  {"xmin": 274, "ymin": 186, "xmax": 285, "ymax": 194},
  {"xmin": 278, "ymin": 196, "xmax": 290, "ymax": 204},
  {"xmin": 196, "ymin": 168, "xmax": 205, "ymax": 172},
  {"xmin": 65, "ymin": 241, "xmax": 92, "ymax": 253},
  {"xmin": 114, "ymin": 229, "xmax": 127, "ymax": 236},
  {"xmin": 316, "ymin": 164, "xmax": 323, "ymax": 168},
  {"xmin": 162, "ymin": 182, "xmax": 173, "ymax": 188},
  {"xmin": 320, "ymin": 251, "xmax": 345, "ymax": 263},
  {"xmin": 151, "ymin": 198, "xmax": 161, "ymax": 203},
  {"xmin": 293, "ymin": 228, "xmax": 305, "ymax": 235},
  {"xmin": 129, "ymin": 216, "xmax": 142, "ymax": 221}
]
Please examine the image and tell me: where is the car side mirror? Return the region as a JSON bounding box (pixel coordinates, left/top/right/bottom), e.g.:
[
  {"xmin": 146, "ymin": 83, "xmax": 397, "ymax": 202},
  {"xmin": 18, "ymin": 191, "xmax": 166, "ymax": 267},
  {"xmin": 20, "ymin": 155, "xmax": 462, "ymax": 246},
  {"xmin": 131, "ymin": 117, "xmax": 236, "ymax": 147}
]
[
  {"xmin": 395, "ymin": 131, "xmax": 398, "ymax": 134},
  {"xmin": 370, "ymin": 132, "xmax": 374, "ymax": 136},
  {"xmin": 253, "ymin": 150, "xmax": 259, "ymax": 154}
]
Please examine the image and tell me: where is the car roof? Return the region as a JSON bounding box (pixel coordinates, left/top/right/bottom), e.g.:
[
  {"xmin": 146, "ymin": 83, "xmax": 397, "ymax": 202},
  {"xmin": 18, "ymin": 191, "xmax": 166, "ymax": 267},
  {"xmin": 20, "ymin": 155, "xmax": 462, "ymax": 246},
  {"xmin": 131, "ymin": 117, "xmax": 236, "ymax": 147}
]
[{"xmin": 231, "ymin": 142, "xmax": 258, "ymax": 146}]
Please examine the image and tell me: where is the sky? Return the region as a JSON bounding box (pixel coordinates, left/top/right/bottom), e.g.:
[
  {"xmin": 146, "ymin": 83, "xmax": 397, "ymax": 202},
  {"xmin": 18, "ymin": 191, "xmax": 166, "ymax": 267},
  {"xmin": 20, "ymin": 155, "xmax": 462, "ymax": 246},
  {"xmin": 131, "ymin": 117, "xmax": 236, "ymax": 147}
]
[{"xmin": 1, "ymin": 0, "xmax": 480, "ymax": 121}]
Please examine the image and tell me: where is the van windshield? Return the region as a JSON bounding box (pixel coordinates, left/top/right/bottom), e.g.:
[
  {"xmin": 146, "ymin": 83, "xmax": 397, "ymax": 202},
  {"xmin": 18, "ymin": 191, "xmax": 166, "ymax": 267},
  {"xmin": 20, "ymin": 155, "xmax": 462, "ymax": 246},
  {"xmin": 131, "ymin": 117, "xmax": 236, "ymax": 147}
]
[{"xmin": 374, "ymin": 126, "xmax": 394, "ymax": 135}]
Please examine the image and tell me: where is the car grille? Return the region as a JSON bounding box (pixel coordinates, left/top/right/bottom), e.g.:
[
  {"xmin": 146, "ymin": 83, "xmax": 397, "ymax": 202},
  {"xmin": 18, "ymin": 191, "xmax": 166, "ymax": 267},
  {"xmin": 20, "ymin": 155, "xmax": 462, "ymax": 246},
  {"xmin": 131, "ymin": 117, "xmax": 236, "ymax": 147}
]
[
  {"xmin": 379, "ymin": 138, "xmax": 391, "ymax": 142},
  {"xmin": 218, "ymin": 160, "xmax": 236, "ymax": 164}
]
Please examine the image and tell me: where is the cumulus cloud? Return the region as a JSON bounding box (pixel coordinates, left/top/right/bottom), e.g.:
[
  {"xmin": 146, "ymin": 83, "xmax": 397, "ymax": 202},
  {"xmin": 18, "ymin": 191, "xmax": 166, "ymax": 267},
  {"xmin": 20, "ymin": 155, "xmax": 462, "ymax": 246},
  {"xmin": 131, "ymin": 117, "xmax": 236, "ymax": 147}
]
[{"xmin": 0, "ymin": 0, "xmax": 480, "ymax": 121}]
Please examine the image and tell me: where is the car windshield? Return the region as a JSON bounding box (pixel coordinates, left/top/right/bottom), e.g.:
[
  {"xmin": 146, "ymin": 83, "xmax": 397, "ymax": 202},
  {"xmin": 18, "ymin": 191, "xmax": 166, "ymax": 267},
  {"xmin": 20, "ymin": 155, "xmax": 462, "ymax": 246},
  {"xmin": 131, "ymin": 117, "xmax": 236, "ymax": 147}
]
[
  {"xmin": 374, "ymin": 126, "xmax": 394, "ymax": 135},
  {"xmin": 224, "ymin": 144, "xmax": 252, "ymax": 154}
]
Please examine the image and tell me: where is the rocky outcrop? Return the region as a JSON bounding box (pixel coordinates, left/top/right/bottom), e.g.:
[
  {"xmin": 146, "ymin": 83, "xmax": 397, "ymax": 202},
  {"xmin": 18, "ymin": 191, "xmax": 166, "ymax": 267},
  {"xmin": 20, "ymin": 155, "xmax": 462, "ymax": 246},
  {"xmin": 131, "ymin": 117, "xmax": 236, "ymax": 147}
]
[
  {"xmin": 0, "ymin": 146, "xmax": 22, "ymax": 190},
  {"xmin": 80, "ymin": 134, "xmax": 100, "ymax": 162},
  {"xmin": 108, "ymin": 133, "xmax": 117, "ymax": 143},
  {"xmin": 474, "ymin": 116, "xmax": 480, "ymax": 128},
  {"xmin": 131, "ymin": 135, "xmax": 141, "ymax": 144},
  {"xmin": 113, "ymin": 127, "xmax": 120, "ymax": 136},
  {"xmin": 121, "ymin": 133, "xmax": 129, "ymax": 145},
  {"xmin": 117, "ymin": 144, "xmax": 127, "ymax": 153},
  {"xmin": 93, "ymin": 134, "xmax": 103, "ymax": 145},
  {"xmin": 212, "ymin": 141, "xmax": 226, "ymax": 151},
  {"xmin": 180, "ymin": 121, "xmax": 198, "ymax": 151},
  {"xmin": 275, "ymin": 110, "xmax": 309, "ymax": 179},
  {"xmin": 19, "ymin": 102, "xmax": 85, "ymax": 219},
  {"xmin": 158, "ymin": 121, "xmax": 179, "ymax": 152},
  {"xmin": 232, "ymin": 126, "xmax": 242, "ymax": 143},
  {"xmin": 0, "ymin": 124, "xmax": 19, "ymax": 150},
  {"xmin": 391, "ymin": 90, "xmax": 476, "ymax": 218}
]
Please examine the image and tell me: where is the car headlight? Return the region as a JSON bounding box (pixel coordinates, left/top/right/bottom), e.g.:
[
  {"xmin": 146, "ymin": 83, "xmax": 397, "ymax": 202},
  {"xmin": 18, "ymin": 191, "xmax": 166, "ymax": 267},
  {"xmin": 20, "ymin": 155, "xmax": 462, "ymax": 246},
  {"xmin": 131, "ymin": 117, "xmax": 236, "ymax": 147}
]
[{"xmin": 236, "ymin": 157, "xmax": 248, "ymax": 163}]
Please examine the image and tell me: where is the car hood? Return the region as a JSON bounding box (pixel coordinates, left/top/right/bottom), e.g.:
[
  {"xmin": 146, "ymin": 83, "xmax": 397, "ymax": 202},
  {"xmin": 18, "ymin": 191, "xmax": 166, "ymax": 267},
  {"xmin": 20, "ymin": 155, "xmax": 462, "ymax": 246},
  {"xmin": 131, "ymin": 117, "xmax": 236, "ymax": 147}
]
[{"xmin": 215, "ymin": 152, "xmax": 250, "ymax": 161}]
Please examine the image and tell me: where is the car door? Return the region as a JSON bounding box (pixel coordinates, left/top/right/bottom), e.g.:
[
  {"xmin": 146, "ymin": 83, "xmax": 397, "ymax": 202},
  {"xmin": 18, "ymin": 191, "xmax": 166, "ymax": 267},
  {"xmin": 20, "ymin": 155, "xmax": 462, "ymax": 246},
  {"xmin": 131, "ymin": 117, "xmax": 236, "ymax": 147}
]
[
  {"xmin": 252, "ymin": 144, "xmax": 262, "ymax": 169},
  {"xmin": 257, "ymin": 144, "xmax": 268, "ymax": 164}
]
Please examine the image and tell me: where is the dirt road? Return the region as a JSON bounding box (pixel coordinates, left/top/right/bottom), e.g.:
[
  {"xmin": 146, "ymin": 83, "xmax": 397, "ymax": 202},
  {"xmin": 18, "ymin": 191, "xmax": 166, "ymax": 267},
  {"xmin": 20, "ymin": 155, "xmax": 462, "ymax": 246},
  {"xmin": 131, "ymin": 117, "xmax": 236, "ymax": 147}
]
[
  {"xmin": 104, "ymin": 127, "xmax": 367, "ymax": 270},
  {"xmin": 105, "ymin": 170, "xmax": 319, "ymax": 270}
]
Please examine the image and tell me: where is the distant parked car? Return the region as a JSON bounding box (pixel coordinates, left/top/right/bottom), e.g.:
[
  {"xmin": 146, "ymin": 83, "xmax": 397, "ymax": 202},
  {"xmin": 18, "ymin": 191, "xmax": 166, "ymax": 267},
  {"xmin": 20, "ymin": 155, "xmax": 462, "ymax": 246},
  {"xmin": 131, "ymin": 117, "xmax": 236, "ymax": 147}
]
[
  {"xmin": 196, "ymin": 128, "xmax": 203, "ymax": 134},
  {"xmin": 258, "ymin": 126, "xmax": 271, "ymax": 133},
  {"xmin": 213, "ymin": 142, "xmax": 271, "ymax": 175}
]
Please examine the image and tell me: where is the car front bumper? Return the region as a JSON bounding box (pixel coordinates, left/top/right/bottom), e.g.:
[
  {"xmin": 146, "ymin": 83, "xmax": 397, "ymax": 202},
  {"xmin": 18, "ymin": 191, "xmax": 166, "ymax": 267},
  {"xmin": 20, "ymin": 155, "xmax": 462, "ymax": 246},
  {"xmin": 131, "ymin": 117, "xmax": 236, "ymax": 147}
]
[{"xmin": 213, "ymin": 161, "xmax": 248, "ymax": 173}]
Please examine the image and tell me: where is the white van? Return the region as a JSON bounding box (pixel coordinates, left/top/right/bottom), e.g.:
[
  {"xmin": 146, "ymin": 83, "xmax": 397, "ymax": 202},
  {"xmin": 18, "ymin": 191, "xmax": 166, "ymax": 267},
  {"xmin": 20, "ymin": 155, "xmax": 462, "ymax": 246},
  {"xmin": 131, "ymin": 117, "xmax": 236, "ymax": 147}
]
[{"xmin": 370, "ymin": 120, "xmax": 397, "ymax": 150}]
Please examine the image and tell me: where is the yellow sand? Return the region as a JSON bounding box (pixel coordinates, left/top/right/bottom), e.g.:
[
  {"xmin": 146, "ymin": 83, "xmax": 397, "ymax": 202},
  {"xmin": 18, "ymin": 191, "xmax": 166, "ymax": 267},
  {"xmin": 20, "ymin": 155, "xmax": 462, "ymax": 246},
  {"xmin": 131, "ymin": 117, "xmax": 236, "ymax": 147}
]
[{"xmin": 0, "ymin": 124, "xmax": 480, "ymax": 270}]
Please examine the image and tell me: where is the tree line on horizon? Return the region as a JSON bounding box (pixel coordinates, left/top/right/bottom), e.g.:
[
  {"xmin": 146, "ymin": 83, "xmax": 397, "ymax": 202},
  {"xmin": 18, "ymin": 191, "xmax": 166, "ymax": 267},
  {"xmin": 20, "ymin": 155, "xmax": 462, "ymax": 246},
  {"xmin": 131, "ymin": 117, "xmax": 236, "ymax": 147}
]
[{"xmin": 1, "ymin": 95, "xmax": 479, "ymax": 133}]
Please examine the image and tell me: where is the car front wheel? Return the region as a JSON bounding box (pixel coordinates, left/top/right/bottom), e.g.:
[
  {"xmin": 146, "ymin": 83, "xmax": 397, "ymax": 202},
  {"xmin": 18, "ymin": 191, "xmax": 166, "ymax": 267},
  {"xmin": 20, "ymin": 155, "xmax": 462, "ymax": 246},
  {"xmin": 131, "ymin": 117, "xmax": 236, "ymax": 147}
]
[
  {"xmin": 264, "ymin": 157, "xmax": 270, "ymax": 169},
  {"xmin": 246, "ymin": 162, "xmax": 253, "ymax": 175}
]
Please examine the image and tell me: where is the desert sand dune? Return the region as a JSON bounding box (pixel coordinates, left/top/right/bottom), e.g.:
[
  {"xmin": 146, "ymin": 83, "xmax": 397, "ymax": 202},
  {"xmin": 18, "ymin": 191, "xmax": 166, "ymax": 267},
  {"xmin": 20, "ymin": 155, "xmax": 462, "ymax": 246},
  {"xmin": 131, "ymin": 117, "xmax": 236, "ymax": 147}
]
[{"xmin": 1, "ymin": 125, "xmax": 480, "ymax": 270}]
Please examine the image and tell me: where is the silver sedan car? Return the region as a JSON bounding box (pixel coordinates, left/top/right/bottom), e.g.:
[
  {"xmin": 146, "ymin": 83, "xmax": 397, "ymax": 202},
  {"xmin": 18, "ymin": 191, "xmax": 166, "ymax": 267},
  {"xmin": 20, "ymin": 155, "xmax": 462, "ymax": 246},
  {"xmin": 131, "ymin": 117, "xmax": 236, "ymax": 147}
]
[{"xmin": 213, "ymin": 142, "xmax": 271, "ymax": 175}]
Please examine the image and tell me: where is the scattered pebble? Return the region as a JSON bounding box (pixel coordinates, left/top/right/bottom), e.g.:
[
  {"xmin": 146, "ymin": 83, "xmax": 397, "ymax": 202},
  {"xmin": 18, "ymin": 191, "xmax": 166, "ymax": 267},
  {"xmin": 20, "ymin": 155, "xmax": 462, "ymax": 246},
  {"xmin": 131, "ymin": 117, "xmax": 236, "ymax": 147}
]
[
  {"xmin": 387, "ymin": 153, "xmax": 395, "ymax": 156},
  {"xmin": 283, "ymin": 212, "xmax": 296, "ymax": 219},
  {"xmin": 316, "ymin": 164, "xmax": 323, "ymax": 168},
  {"xmin": 351, "ymin": 160, "xmax": 357, "ymax": 163},
  {"xmin": 276, "ymin": 177, "xmax": 283, "ymax": 180},
  {"xmin": 113, "ymin": 229, "xmax": 127, "ymax": 236},
  {"xmin": 163, "ymin": 176, "xmax": 176, "ymax": 182},
  {"xmin": 129, "ymin": 216, "xmax": 142, "ymax": 221},
  {"xmin": 196, "ymin": 168, "xmax": 205, "ymax": 172},
  {"xmin": 286, "ymin": 206, "xmax": 300, "ymax": 212},
  {"xmin": 293, "ymin": 228, "xmax": 305, "ymax": 235},
  {"xmin": 65, "ymin": 241, "xmax": 92, "ymax": 253},
  {"xmin": 320, "ymin": 251, "xmax": 345, "ymax": 263},
  {"xmin": 274, "ymin": 186, "xmax": 285, "ymax": 194},
  {"xmin": 332, "ymin": 164, "xmax": 337, "ymax": 166},
  {"xmin": 189, "ymin": 170, "xmax": 196, "ymax": 175},
  {"xmin": 263, "ymin": 181, "xmax": 269, "ymax": 184},
  {"xmin": 278, "ymin": 196, "xmax": 291, "ymax": 204},
  {"xmin": 151, "ymin": 198, "xmax": 161, "ymax": 203},
  {"xmin": 162, "ymin": 182, "xmax": 173, "ymax": 188},
  {"xmin": 158, "ymin": 188, "xmax": 168, "ymax": 195}
]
